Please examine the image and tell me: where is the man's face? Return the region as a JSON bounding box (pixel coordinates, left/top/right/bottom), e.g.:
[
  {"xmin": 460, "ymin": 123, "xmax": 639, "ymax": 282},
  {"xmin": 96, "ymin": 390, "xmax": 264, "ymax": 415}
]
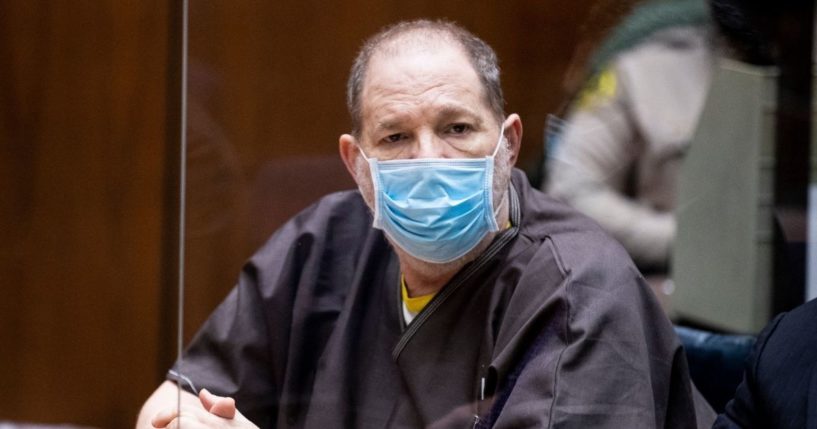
[
  {"xmin": 351, "ymin": 42, "xmax": 511, "ymax": 209},
  {"xmin": 340, "ymin": 39, "xmax": 520, "ymax": 270},
  {"xmin": 358, "ymin": 42, "xmax": 503, "ymax": 162}
]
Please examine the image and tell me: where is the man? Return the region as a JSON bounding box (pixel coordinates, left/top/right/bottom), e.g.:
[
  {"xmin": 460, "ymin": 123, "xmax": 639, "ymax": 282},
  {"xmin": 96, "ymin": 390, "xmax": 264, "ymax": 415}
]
[{"xmin": 138, "ymin": 19, "xmax": 713, "ymax": 428}]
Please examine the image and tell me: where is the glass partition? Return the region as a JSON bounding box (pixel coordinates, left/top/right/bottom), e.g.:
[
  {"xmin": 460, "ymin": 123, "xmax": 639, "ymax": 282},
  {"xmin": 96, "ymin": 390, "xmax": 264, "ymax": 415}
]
[
  {"xmin": 8, "ymin": 1, "xmax": 814, "ymax": 426},
  {"xmin": 171, "ymin": 0, "xmax": 813, "ymax": 425}
]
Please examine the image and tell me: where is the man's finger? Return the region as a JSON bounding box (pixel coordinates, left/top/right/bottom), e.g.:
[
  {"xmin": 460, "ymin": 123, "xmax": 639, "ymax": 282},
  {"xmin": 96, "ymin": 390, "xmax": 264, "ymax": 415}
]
[
  {"xmin": 199, "ymin": 388, "xmax": 237, "ymax": 419},
  {"xmin": 151, "ymin": 407, "xmax": 179, "ymax": 428},
  {"xmin": 152, "ymin": 407, "xmax": 212, "ymax": 428}
]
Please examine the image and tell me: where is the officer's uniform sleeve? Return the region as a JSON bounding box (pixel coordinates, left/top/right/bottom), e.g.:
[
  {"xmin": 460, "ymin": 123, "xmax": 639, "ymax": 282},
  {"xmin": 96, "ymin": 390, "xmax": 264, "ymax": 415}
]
[{"xmin": 546, "ymin": 66, "xmax": 674, "ymax": 269}]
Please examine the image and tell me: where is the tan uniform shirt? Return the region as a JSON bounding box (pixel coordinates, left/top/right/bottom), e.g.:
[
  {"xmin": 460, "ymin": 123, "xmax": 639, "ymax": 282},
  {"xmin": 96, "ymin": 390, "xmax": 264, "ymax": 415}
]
[{"xmin": 547, "ymin": 26, "xmax": 715, "ymax": 269}]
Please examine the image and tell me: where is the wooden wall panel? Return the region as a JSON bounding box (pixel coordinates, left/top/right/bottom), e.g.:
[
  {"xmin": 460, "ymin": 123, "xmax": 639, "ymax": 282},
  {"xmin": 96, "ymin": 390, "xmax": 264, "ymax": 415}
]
[{"xmin": 0, "ymin": 1, "xmax": 173, "ymax": 427}]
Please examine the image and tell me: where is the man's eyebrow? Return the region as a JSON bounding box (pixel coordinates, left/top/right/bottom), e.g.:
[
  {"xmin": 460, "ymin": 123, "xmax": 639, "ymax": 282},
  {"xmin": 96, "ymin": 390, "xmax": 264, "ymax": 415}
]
[
  {"xmin": 372, "ymin": 104, "xmax": 485, "ymax": 134},
  {"xmin": 374, "ymin": 119, "xmax": 403, "ymax": 133},
  {"xmin": 436, "ymin": 104, "xmax": 484, "ymax": 125}
]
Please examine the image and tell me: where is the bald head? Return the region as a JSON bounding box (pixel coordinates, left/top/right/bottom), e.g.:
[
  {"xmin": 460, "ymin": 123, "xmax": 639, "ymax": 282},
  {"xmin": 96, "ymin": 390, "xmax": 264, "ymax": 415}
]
[{"xmin": 346, "ymin": 19, "xmax": 505, "ymax": 136}]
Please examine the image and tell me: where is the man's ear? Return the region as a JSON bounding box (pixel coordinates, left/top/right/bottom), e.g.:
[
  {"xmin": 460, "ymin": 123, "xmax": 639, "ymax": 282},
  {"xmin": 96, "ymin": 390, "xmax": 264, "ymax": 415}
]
[
  {"xmin": 502, "ymin": 114, "xmax": 523, "ymax": 166},
  {"xmin": 339, "ymin": 133, "xmax": 363, "ymax": 182}
]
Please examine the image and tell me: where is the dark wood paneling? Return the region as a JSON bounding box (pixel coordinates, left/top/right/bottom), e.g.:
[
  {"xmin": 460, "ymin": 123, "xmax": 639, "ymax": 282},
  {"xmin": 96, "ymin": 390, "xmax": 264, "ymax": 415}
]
[{"xmin": 0, "ymin": 1, "xmax": 173, "ymax": 427}]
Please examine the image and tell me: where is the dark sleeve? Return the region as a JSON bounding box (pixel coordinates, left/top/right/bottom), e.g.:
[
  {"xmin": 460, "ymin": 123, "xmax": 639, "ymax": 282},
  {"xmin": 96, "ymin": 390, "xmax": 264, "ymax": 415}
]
[
  {"xmin": 712, "ymin": 313, "xmax": 786, "ymax": 429},
  {"xmin": 169, "ymin": 261, "xmax": 282, "ymax": 427},
  {"xmin": 549, "ymin": 272, "xmax": 705, "ymax": 428},
  {"xmin": 167, "ymin": 191, "xmax": 370, "ymax": 428},
  {"xmin": 490, "ymin": 239, "xmax": 712, "ymax": 428}
]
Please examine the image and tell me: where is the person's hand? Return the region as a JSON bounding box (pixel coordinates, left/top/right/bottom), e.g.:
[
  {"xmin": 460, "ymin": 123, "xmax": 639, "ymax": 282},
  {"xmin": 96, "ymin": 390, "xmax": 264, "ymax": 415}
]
[
  {"xmin": 151, "ymin": 389, "xmax": 258, "ymax": 429},
  {"xmin": 198, "ymin": 388, "xmax": 236, "ymax": 419}
]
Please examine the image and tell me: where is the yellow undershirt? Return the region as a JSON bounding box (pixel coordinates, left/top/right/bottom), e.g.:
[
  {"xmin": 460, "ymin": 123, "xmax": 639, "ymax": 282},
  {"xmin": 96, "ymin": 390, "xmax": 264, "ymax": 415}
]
[
  {"xmin": 400, "ymin": 220, "xmax": 513, "ymax": 318},
  {"xmin": 401, "ymin": 275, "xmax": 435, "ymax": 314}
]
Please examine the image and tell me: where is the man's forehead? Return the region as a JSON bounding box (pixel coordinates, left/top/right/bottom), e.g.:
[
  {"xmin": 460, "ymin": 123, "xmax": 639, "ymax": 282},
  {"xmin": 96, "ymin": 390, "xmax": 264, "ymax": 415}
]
[
  {"xmin": 365, "ymin": 54, "xmax": 477, "ymax": 96},
  {"xmin": 362, "ymin": 41, "xmax": 483, "ymax": 98},
  {"xmin": 365, "ymin": 31, "xmax": 475, "ymax": 80},
  {"xmin": 374, "ymin": 29, "xmax": 460, "ymax": 57},
  {"xmin": 355, "ymin": 30, "xmax": 496, "ymax": 132},
  {"xmin": 360, "ymin": 56, "xmax": 487, "ymax": 131}
]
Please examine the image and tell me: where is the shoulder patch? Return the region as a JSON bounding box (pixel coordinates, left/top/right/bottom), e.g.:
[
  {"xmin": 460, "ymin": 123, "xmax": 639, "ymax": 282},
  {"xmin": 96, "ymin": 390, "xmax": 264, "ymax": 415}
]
[{"xmin": 575, "ymin": 67, "xmax": 617, "ymax": 110}]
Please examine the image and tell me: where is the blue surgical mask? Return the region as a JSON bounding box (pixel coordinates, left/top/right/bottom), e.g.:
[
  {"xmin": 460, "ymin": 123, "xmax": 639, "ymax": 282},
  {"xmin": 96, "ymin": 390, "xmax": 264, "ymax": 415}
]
[{"xmin": 359, "ymin": 127, "xmax": 505, "ymax": 263}]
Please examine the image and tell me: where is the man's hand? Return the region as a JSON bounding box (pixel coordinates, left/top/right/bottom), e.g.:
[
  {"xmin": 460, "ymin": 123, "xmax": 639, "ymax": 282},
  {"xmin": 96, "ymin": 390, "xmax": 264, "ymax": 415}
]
[
  {"xmin": 198, "ymin": 388, "xmax": 237, "ymax": 419},
  {"xmin": 150, "ymin": 388, "xmax": 257, "ymax": 429}
]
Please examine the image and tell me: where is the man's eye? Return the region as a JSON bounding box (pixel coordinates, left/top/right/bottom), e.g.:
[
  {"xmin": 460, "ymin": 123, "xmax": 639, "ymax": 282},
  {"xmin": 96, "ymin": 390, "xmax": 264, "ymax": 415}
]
[
  {"xmin": 384, "ymin": 133, "xmax": 405, "ymax": 143},
  {"xmin": 448, "ymin": 124, "xmax": 471, "ymax": 134}
]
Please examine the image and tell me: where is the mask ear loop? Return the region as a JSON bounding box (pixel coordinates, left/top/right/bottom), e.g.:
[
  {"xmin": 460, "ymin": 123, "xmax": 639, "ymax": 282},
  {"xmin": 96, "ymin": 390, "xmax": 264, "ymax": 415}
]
[
  {"xmin": 356, "ymin": 139, "xmax": 372, "ymax": 162},
  {"xmin": 490, "ymin": 124, "xmax": 509, "ymax": 226},
  {"xmin": 489, "ymin": 123, "xmax": 506, "ymax": 158},
  {"xmin": 480, "ymin": 125, "xmax": 505, "ymax": 232},
  {"xmin": 355, "ymin": 141, "xmax": 385, "ymax": 227}
]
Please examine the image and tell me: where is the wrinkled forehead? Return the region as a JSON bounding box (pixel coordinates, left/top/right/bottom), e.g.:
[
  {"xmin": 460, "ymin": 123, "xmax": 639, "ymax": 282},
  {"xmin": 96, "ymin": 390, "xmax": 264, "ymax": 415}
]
[
  {"xmin": 360, "ymin": 35, "xmax": 489, "ymax": 120},
  {"xmin": 364, "ymin": 30, "xmax": 480, "ymax": 88}
]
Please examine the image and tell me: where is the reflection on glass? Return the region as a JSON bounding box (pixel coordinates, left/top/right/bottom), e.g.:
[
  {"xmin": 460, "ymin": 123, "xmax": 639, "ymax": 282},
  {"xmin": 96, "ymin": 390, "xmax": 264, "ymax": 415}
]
[{"xmin": 159, "ymin": 1, "xmax": 815, "ymax": 428}]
